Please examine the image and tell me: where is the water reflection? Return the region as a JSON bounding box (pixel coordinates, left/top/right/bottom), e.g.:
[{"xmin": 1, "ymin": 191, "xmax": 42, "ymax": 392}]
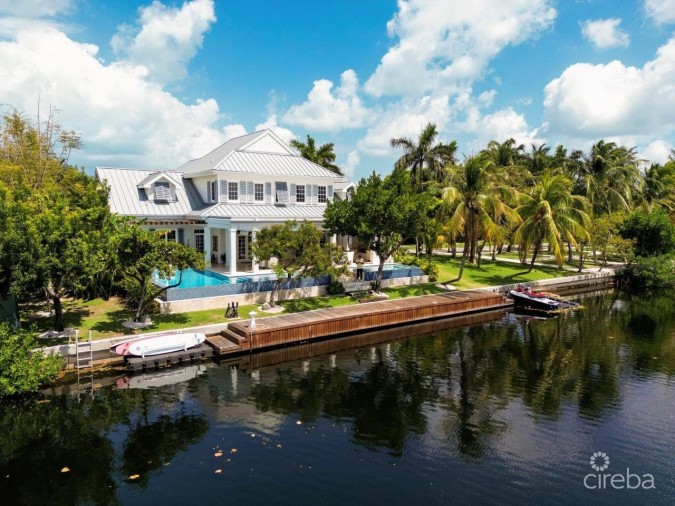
[{"xmin": 0, "ymin": 290, "xmax": 673, "ymax": 505}]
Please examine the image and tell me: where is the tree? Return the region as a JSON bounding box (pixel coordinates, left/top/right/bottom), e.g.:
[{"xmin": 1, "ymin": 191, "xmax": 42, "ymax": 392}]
[
  {"xmin": 443, "ymin": 153, "xmax": 520, "ymax": 280},
  {"xmin": 290, "ymin": 135, "xmax": 343, "ymax": 175},
  {"xmin": 514, "ymin": 173, "xmax": 591, "ymax": 272},
  {"xmin": 642, "ymin": 161, "xmax": 675, "ymax": 213},
  {"xmin": 619, "ymin": 209, "xmax": 675, "ymax": 258},
  {"xmin": 118, "ymin": 224, "xmax": 204, "ymax": 321},
  {"xmin": 390, "ymin": 122, "xmax": 457, "ymax": 190},
  {"xmin": 250, "ymin": 220, "xmax": 348, "ymax": 307},
  {"xmin": 0, "ymin": 323, "xmax": 61, "ymax": 397},
  {"xmin": 324, "ymin": 168, "xmax": 432, "ymax": 292}
]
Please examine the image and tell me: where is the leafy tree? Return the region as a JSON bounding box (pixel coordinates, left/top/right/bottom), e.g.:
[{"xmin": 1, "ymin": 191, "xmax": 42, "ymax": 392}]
[
  {"xmin": 642, "ymin": 161, "xmax": 675, "ymax": 213},
  {"xmin": 514, "ymin": 173, "xmax": 591, "ymax": 272},
  {"xmin": 0, "ymin": 324, "xmax": 61, "ymax": 397},
  {"xmin": 290, "ymin": 135, "xmax": 343, "ymax": 175},
  {"xmin": 324, "ymin": 169, "xmax": 432, "ymax": 291},
  {"xmin": 390, "ymin": 122, "xmax": 457, "ymax": 189},
  {"xmin": 118, "ymin": 224, "xmax": 204, "ymax": 321},
  {"xmin": 619, "ymin": 209, "xmax": 675, "ymax": 258},
  {"xmin": 250, "ymin": 220, "xmax": 348, "ymax": 307}
]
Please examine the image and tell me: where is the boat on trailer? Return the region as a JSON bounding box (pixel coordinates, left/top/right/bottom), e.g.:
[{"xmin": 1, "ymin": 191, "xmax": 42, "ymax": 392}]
[
  {"xmin": 112, "ymin": 332, "xmax": 206, "ymax": 358},
  {"xmin": 508, "ymin": 286, "xmax": 560, "ymax": 312}
]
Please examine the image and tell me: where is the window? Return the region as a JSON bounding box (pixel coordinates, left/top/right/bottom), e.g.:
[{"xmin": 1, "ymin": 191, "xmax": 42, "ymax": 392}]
[
  {"xmin": 238, "ymin": 235, "xmax": 248, "ymax": 260},
  {"xmin": 228, "ymin": 181, "xmax": 238, "ymax": 201},
  {"xmin": 296, "ymin": 184, "xmax": 305, "ymax": 203},
  {"xmin": 195, "ymin": 229, "xmax": 204, "ymax": 252},
  {"xmin": 254, "ymin": 183, "xmax": 264, "ymax": 202},
  {"xmin": 318, "ymin": 186, "xmax": 327, "ymax": 203},
  {"xmin": 160, "ymin": 230, "xmax": 177, "ymax": 242},
  {"xmin": 208, "ymin": 181, "xmax": 217, "ymax": 202},
  {"xmin": 155, "ymin": 182, "xmax": 172, "ymax": 201}
]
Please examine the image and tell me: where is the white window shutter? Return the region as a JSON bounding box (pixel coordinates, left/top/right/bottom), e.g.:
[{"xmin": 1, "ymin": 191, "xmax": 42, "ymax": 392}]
[
  {"xmin": 247, "ymin": 181, "xmax": 254, "ymax": 204},
  {"xmin": 265, "ymin": 182, "xmax": 272, "ymax": 203},
  {"xmin": 312, "ymin": 185, "xmax": 318, "ymax": 204},
  {"xmin": 220, "ymin": 180, "xmax": 227, "ymax": 202},
  {"xmin": 239, "ymin": 181, "xmax": 246, "ymax": 203},
  {"xmin": 327, "ymin": 185, "xmax": 334, "ymax": 202},
  {"xmin": 290, "ymin": 183, "xmax": 297, "ymax": 204}
]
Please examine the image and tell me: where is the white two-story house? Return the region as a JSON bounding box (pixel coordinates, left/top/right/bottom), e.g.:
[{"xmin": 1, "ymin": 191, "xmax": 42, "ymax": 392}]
[{"xmin": 96, "ymin": 129, "xmax": 355, "ymax": 276}]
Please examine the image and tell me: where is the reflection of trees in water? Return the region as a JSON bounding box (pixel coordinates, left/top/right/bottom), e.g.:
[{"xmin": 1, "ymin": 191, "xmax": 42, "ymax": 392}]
[
  {"xmin": 250, "ymin": 291, "xmax": 675, "ymax": 457},
  {"xmin": 0, "ymin": 387, "xmax": 209, "ymax": 503},
  {"xmin": 121, "ymin": 411, "xmax": 209, "ymax": 488}
]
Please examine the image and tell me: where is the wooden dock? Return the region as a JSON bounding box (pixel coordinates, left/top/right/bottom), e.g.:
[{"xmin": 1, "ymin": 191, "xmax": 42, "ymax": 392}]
[{"xmin": 207, "ymin": 289, "xmax": 511, "ymax": 357}]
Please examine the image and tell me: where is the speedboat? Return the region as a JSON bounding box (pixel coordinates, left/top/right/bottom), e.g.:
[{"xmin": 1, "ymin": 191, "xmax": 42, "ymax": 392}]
[{"xmin": 508, "ymin": 286, "xmax": 560, "ymax": 312}]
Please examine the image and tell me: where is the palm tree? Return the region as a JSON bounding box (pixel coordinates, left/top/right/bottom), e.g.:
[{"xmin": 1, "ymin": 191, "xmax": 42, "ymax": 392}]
[
  {"xmin": 642, "ymin": 161, "xmax": 675, "ymax": 212},
  {"xmin": 580, "ymin": 140, "xmax": 642, "ymax": 216},
  {"xmin": 524, "ymin": 144, "xmax": 551, "ymax": 177},
  {"xmin": 390, "ymin": 123, "xmax": 457, "ymax": 190},
  {"xmin": 513, "ymin": 173, "xmax": 591, "ymax": 273},
  {"xmin": 444, "ymin": 153, "xmax": 520, "ymax": 281},
  {"xmin": 290, "ymin": 135, "xmax": 343, "ymax": 175}
]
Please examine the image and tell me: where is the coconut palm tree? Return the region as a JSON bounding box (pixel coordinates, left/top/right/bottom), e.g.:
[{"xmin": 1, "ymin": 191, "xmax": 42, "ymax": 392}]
[
  {"xmin": 513, "ymin": 173, "xmax": 591, "ymax": 273},
  {"xmin": 444, "ymin": 153, "xmax": 520, "ymax": 281},
  {"xmin": 642, "ymin": 161, "xmax": 675, "ymax": 213},
  {"xmin": 390, "ymin": 123, "xmax": 457, "ymax": 190},
  {"xmin": 290, "ymin": 135, "xmax": 343, "ymax": 175}
]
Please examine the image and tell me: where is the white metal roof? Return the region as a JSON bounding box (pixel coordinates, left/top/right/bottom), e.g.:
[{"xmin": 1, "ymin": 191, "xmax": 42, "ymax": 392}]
[
  {"xmin": 96, "ymin": 167, "xmax": 206, "ymax": 218},
  {"xmin": 192, "ymin": 203, "xmax": 326, "ymax": 222},
  {"xmin": 176, "ymin": 129, "xmax": 344, "ymax": 180}
]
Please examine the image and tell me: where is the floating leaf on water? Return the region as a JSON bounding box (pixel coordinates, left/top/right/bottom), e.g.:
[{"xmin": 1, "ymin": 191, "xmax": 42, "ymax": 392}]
[
  {"xmin": 296, "ymin": 421, "xmax": 302, "ymax": 425},
  {"xmin": 230, "ymin": 448, "xmax": 237, "ymax": 453},
  {"xmin": 214, "ymin": 451, "xmax": 223, "ymax": 457},
  {"xmin": 215, "ymin": 469, "xmax": 222, "ymax": 474},
  {"xmin": 276, "ymin": 444, "xmax": 282, "ymax": 448},
  {"xmin": 61, "ymin": 467, "xmax": 70, "ymax": 473},
  {"xmin": 129, "ymin": 474, "xmax": 140, "ymax": 480}
]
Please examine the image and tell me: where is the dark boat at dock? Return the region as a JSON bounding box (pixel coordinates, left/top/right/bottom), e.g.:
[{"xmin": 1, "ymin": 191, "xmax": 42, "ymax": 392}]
[{"xmin": 508, "ymin": 287, "xmax": 560, "ymax": 312}]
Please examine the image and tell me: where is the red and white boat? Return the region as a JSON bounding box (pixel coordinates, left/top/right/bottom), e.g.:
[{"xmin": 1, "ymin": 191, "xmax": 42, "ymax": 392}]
[{"xmin": 111, "ymin": 332, "xmax": 206, "ymax": 358}]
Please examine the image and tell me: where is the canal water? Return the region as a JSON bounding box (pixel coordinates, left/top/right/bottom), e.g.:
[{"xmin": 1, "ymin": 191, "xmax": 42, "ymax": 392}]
[{"xmin": 1, "ymin": 290, "xmax": 673, "ymax": 505}]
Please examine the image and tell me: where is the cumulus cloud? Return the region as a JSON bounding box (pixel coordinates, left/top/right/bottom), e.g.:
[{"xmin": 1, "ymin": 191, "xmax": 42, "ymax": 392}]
[
  {"xmin": 111, "ymin": 0, "xmax": 216, "ymax": 84},
  {"xmin": 543, "ymin": 36, "xmax": 675, "ymax": 141},
  {"xmin": 581, "ymin": 18, "xmax": 629, "ymax": 49},
  {"xmin": 0, "ymin": 23, "xmax": 231, "ymax": 170},
  {"xmin": 462, "ymin": 107, "xmax": 543, "ymax": 152},
  {"xmin": 283, "ymin": 70, "xmax": 371, "ymax": 131},
  {"xmin": 640, "ymin": 140, "xmax": 673, "ymax": 164},
  {"xmin": 644, "ymin": 0, "xmax": 675, "ymax": 25},
  {"xmin": 357, "ymin": 95, "xmax": 453, "ymax": 156},
  {"xmin": 342, "ymin": 150, "xmax": 360, "ymax": 178},
  {"xmin": 222, "ymin": 124, "xmax": 248, "ymax": 141},
  {"xmin": 365, "ymin": 0, "xmax": 556, "ymax": 97},
  {"xmin": 0, "ymin": 0, "xmax": 73, "ymax": 18}
]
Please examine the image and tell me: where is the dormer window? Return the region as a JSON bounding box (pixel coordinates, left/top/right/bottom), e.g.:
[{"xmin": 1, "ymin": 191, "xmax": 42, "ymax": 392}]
[{"xmin": 154, "ymin": 181, "xmax": 173, "ymax": 201}]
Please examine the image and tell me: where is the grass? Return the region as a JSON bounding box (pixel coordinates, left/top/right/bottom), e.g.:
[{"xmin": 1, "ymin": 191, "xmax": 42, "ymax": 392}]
[{"xmin": 23, "ymin": 255, "xmax": 574, "ymax": 342}]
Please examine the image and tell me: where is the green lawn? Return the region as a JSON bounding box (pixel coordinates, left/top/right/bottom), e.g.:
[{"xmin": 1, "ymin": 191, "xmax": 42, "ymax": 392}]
[{"xmin": 23, "ymin": 256, "xmax": 573, "ymax": 342}]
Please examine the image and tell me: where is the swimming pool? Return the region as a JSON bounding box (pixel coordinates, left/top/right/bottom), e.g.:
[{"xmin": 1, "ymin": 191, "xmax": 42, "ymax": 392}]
[{"xmin": 153, "ymin": 268, "xmax": 277, "ymax": 288}]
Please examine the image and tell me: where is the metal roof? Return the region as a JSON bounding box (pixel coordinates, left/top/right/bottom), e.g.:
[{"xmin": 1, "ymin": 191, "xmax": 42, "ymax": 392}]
[
  {"xmin": 176, "ymin": 129, "xmax": 346, "ymax": 180},
  {"xmin": 192, "ymin": 203, "xmax": 326, "ymax": 222},
  {"xmin": 96, "ymin": 168, "xmax": 206, "ymax": 218},
  {"xmin": 214, "ymin": 151, "xmax": 344, "ymax": 178}
]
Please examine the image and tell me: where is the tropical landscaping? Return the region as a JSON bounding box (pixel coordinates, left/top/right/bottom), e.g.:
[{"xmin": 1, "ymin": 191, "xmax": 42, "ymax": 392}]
[{"xmin": 1, "ymin": 108, "xmax": 675, "ymax": 396}]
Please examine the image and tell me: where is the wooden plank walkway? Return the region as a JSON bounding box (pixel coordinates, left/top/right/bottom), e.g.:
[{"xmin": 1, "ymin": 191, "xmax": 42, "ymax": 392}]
[{"xmin": 210, "ymin": 290, "xmax": 510, "ymax": 357}]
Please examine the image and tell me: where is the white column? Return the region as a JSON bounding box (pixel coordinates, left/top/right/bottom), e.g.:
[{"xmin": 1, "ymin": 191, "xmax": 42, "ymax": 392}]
[
  {"xmin": 329, "ymin": 234, "xmax": 337, "ymax": 244},
  {"xmin": 229, "ymin": 227, "xmax": 237, "ymax": 275},
  {"xmin": 204, "ymin": 225, "xmax": 211, "ymax": 266},
  {"xmin": 251, "ymin": 228, "xmax": 259, "ymax": 274}
]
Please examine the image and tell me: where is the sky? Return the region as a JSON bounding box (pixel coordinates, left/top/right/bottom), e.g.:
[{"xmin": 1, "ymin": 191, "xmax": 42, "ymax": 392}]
[{"xmin": 0, "ymin": 0, "xmax": 674, "ymax": 180}]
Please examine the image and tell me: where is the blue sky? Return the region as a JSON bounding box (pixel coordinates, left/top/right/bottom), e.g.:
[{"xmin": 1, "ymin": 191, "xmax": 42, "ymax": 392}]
[{"xmin": 0, "ymin": 0, "xmax": 674, "ymax": 180}]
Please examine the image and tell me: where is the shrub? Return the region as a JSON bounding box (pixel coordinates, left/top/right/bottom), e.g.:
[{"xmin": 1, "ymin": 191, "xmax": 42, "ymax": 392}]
[
  {"xmin": 326, "ymin": 280, "xmax": 345, "ymax": 296},
  {"xmin": 0, "ymin": 324, "xmax": 62, "ymax": 397},
  {"xmin": 618, "ymin": 255, "xmax": 675, "ymax": 291},
  {"xmin": 619, "ymin": 209, "xmax": 675, "ymax": 257},
  {"xmin": 420, "ymin": 260, "xmax": 439, "ymax": 282}
]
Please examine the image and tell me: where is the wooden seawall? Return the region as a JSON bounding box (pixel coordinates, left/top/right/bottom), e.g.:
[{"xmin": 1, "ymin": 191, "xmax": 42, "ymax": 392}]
[{"xmin": 208, "ymin": 290, "xmax": 511, "ymax": 357}]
